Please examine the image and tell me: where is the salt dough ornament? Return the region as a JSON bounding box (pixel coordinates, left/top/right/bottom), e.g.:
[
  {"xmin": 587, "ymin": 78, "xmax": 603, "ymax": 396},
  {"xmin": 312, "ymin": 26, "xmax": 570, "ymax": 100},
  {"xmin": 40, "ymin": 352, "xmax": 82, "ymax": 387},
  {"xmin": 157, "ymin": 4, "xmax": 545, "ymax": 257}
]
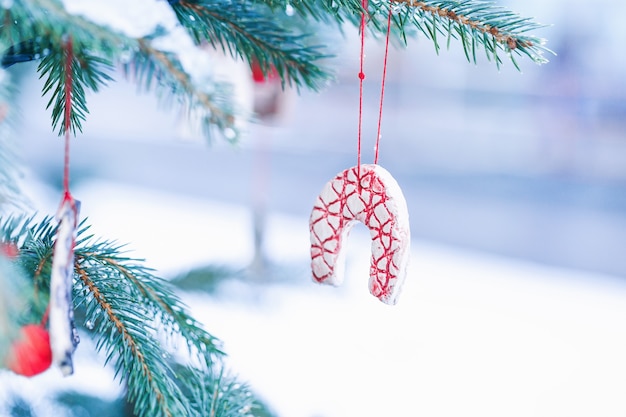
[
  {"xmin": 49, "ymin": 197, "xmax": 81, "ymax": 376},
  {"xmin": 309, "ymin": 164, "xmax": 410, "ymax": 305}
]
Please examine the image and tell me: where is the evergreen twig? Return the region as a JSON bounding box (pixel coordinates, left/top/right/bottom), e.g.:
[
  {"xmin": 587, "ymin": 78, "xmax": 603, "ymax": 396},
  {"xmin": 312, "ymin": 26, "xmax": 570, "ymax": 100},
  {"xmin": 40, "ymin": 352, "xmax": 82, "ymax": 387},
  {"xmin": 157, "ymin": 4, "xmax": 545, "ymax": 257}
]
[
  {"xmin": 1, "ymin": 0, "xmax": 549, "ymax": 142},
  {"xmin": 257, "ymin": 0, "xmax": 551, "ymax": 67},
  {"xmin": 75, "ymin": 243, "xmax": 224, "ymax": 365},
  {"xmin": 1, "ymin": 0, "xmax": 243, "ymax": 140},
  {"xmin": 0, "ymin": 216, "xmax": 259, "ymax": 417},
  {"xmin": 38, "ymin": 39, "xmax": 113, "ymax": 135},
  {"xmin": 75, "ymin": 262, "xmax": 188, "ymax": 417},
  {"xmin": 392, "ymin": 0, "xmax": 551, "ymax": 67},
  {"xmin": 128, "ymin": 40, "xmax": 239, "ymax": 141},
  {"xmin": 170, "ymin": 0, "xmax": 330, "ymax": 89}
]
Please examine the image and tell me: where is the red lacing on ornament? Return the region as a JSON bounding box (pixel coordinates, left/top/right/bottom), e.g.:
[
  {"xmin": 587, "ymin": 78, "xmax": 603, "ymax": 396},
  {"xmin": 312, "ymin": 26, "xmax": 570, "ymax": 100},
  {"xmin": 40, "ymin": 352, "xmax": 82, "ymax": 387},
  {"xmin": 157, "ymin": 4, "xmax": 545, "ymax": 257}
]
[{"xmin": 310, "ymin": 166, "xmax": 402, "ymax": 295}]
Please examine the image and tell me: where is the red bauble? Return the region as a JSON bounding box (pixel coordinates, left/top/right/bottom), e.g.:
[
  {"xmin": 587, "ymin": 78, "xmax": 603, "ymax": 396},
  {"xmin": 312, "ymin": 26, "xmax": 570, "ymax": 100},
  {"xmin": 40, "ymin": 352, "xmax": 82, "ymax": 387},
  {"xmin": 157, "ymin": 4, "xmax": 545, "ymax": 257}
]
[
  {"xmin": 0, "ymin": 242, "xmax": 19, "ymax": 258},
  {"xmin": 5, "ymin": 324, "xmax": 53, "ymax": 377},
  {"xmin": 250, "ymin": 59, "xmax": 278, "ymax": 84}
]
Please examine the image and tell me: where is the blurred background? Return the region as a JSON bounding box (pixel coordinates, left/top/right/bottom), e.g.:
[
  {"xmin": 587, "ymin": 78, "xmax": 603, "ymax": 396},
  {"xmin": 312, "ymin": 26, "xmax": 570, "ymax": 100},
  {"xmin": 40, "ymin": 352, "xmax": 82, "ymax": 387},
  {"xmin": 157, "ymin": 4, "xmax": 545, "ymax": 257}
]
[
  {"xmin": 13, "ymin": 0, "xmax": 626, "ymax": 277},
  {"xmin": 2, "ymin": 0, "xmax": 626, "ymax": 416}
]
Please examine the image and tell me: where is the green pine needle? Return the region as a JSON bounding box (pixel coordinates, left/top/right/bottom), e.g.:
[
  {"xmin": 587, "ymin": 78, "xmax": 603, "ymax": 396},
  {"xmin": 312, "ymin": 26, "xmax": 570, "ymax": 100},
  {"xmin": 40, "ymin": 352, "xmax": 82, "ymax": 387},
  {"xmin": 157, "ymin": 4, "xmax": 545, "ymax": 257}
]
[
  {"xmin": 129, "ymin": 40, "xmax": 240, "ymax": 142},
  {"xmin": 38, "ymin": 42, "xmax": 113, "ymax": 136},
  {"xmin": 0, "ymin": 215, "xmax": 261, "ymax": 417},
  {"xmin": 170, "ymin": 0, "xmax": 330, "ymax": 90},
  {"xmin": 1, "ymin": 0, "xmax": 550, "ymax": 144},
  {"xmin": 387, "ymin": 0, "xmax": 552, "ymax": 66}
]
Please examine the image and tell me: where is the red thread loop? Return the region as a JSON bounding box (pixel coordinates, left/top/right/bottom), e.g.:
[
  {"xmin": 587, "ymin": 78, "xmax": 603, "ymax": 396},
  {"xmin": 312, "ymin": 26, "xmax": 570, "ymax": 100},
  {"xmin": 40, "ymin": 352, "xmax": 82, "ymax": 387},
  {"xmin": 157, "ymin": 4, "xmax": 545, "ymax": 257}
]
[
  {"xmin": 357, "ymin": 0, "xmax": 368, "ymax": 184},
  {"xmin": 63, "ymin": 36, "xmax": 73, "ymax": 197},
  {"xmin": 357, "ymin": 0, "xmax": 393, "ymax": 170},
  {"xmin": 374, "ymin": 1, "xmax": 393, "ymax": 165}
]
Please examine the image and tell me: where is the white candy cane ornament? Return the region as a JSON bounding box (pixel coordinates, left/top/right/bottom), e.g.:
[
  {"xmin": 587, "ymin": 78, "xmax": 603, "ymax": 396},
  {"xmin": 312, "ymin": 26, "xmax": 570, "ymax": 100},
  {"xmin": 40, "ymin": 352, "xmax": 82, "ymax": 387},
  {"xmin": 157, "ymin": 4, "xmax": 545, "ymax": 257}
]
[
  {"xmin": 49, "ymin": 196, "xmax": 80, "ymax": 376},
  {"xmin": 309, "ymin": 164, "xmax": 410, "ymax": 305}
]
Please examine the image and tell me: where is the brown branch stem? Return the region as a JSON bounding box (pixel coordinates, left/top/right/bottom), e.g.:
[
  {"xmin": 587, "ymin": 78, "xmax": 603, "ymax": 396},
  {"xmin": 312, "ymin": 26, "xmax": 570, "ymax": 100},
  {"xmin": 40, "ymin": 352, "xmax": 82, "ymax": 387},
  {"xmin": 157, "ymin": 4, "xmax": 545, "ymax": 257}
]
[
  {"xmin": 75, "ymin": 261, "xmax": 171, "ymax": 417},
  {"xmin": 394, "ymin": 0, "xmax": 532, "ymax": 49}
]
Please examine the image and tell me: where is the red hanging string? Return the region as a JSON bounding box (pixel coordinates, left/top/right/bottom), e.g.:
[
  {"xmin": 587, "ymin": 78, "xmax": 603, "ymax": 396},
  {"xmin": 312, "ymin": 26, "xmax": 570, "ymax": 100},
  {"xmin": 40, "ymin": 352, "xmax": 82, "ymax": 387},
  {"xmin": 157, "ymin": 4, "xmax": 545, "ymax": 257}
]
[
  {"xmin": 357, "ymin": 0, "xmax": 394, "ymax": 169},
  {"xmin": 374, "ymin": 1, "xmax": 393, "ymax": 165},
  {"xmin": 41, "ymin": 306, "xmax": 50, "ymax": 326},
  {"xmin": 63, "ymin": 36, "xmax": 73, "ymax": 202},
  {"xmin": 357, "ymin": 0, "xmax": 368, "ymax": 179}
]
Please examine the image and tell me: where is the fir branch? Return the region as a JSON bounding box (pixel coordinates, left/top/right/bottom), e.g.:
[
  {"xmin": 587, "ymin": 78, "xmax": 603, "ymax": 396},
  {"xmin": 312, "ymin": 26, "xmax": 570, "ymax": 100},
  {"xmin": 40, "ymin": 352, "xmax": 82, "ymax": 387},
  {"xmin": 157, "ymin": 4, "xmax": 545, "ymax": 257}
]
[
  {"xmin": 169, "ymin": 0, "xmax": 329, "ymax": 89},
  {"xmin": 257, "ymin": 0, "xmax": 550, "ymax": 68},
  {"xmin": 1, "ymin": 0, "xmax": 125, "ymax": 54},
  {"xmin": 0, "ymin": 215, "xmax": 234, "ymax": 416},
  {"xmin": 2, "ymin": 0, "xmax": 117, "ymax": 136},
  {"xmin": 393, "ymin": 0, "xmax": 550, "ymax": 67},
  {"xmin": 203, "ymin": 372, "xmax": 260, "ymax": 417},
  {"xmin": 1, "ymin": 0, "xmax": 242, "ymax": 141},
  {"xmin": 37, "ymin": 38, "xmax": 113, "ymax": 135},
  {"xmin": 5, "ymin": 215, "xmax": 55, "ymax": 315},
  {"xmin": 178, "ymin": 366, "xmax": 276, "ymax": 416},
  {"xmin": 75, "ymin": 243, "xmax": 224, "ymax": 366},
  {"xmin": 129, "ymin": 39, "xmax": 239, "ymax": 141},
  {"xmin": 74, "ymin": 263, "xmax": 188, "ymax": 417},
  {"xmin": 74, "ymin": 239, "xmax": 225, "ymax": 416}
]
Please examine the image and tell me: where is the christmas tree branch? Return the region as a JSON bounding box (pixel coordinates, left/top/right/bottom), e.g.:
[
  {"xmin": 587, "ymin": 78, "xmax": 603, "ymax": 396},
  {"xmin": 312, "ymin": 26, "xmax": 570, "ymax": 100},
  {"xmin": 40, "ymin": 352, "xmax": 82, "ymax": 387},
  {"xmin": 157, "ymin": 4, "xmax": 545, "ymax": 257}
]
[
  {"xmin": 1, "ymin": 0, "xmax": 550, "ymax": 145},
  {"xmin": 257, "ymin": 0, "xmax": 550, "ymax": 68},
  {"xmin": 1, "ymin": 0, "xmax": 243, "ymax": 140},
  {"xmin": 392, "ymin": 0, "xmax": 550, "ymax": 67},
  {"xmin": 75, "ymin": 245, "xmax": 224, "ymax": 365},
  {"xmin": 130, "ymin": 40, "xmax": 238, "ymax": 141},
  {"xmin": 173, "ymin": 365, "xmax": 274, "ymax": 416},
  {"xmin": 74, "ymin": 239, "xmax": 227, "ymax": 416},
  {"xmin": 74, "ymin": 263, "xmax": 187, "ymax": 417},
  {"xmin": 0, "ymin": 215, "xmax": 259, "ymax": 416},
  {"xmin": 169, "ymin": 0, "xmax": 329, "ymax": 89},
  {"xmin": 38, "ymin": 37, "xmax": 113, "ymax": 135}
]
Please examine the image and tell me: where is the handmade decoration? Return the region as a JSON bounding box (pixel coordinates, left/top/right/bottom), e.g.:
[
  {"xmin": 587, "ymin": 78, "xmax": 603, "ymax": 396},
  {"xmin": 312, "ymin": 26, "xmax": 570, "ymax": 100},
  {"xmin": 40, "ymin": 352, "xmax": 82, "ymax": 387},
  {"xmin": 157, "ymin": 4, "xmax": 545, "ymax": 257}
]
[
  {"xmin": 309, "ymin": 0, "xmax": 410, "ymax": 304},
  {"xmin": 48, "ymin": 196, "xmax": 80, "ymax": 376},
  {"xmin": 309, "ymin": 164, "xmax": 410, "ymax": 305},
  {"xmin": 46, "ymin": 36, "xmax": 80, "ymax": 376}
]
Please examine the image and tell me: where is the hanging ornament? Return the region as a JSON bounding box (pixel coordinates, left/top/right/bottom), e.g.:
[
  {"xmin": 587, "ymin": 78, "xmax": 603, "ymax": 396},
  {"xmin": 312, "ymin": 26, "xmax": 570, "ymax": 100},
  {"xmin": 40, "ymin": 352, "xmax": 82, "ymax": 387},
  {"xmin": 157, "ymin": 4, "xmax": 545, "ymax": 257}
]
[
  {"xmin": 1, "ymin": 241, "xmax": 53, "ymax": 377},
  {"xmin": 46, "ymin": 36, "xmax": 79, "ymax": 376},
  {"xmin": 0, "ymin": 242, "xmax": 19, "ymax": 258},
  {"xmin": 309, "ymin": 0, "xmax": 410, "ymax": 304},
  {"xmin": 310, "ymin": 164, "xmax": 410, "ymax": 305},
  {"xmin": 48, "ymin": 196, "xmax": 80, "ymax": 376},
  {"xmin": 5, "ymin": 324, "xmax": 53, "ymax": 377}
]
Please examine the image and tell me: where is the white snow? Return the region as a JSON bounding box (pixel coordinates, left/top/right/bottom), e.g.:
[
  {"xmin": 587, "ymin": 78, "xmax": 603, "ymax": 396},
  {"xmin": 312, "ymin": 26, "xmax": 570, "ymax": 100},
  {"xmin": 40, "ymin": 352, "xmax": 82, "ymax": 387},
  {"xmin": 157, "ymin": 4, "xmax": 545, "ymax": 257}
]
[
  {"xmin": 62, "ymin": 0, "xmax": 177, "ymax": 39},
  {"xmin": 10, "ymin": 178, "xmax": 626, "ymax": 417},
  {"xmin": 61, "ymin": 0, "xmax": 219, "ymax": 89}
]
